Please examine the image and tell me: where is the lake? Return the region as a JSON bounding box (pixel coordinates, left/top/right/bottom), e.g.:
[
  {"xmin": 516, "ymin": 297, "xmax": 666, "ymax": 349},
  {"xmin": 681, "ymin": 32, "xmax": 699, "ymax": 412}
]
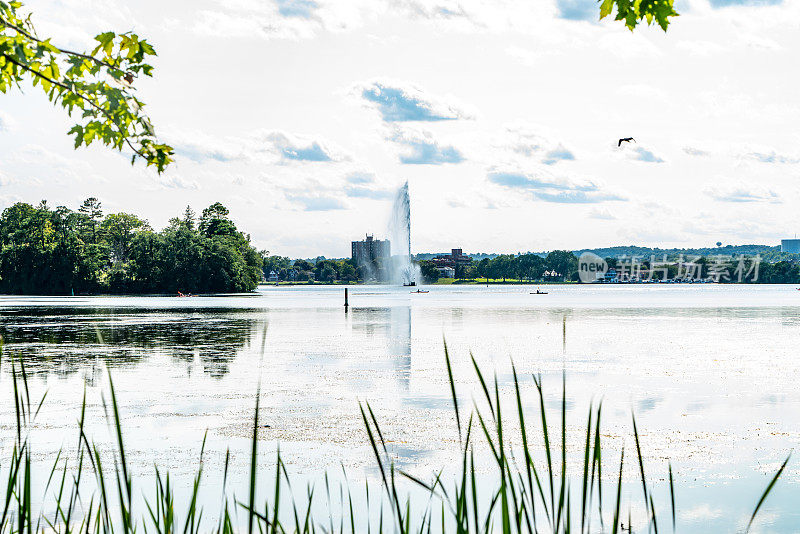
[{"xmin": 1, "ymin": 284, "xmax": 800, "ymax": 531}]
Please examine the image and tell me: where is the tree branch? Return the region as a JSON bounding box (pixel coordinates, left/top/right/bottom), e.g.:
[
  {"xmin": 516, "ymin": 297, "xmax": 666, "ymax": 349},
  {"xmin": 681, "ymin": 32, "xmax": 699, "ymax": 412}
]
[
  {"xmin": 0, "ymin": 16, "xmax": 121, "ymax": 72},
  {"xmin": 1, "ymin": 51, "xmax": 146, "ymax": 159}
]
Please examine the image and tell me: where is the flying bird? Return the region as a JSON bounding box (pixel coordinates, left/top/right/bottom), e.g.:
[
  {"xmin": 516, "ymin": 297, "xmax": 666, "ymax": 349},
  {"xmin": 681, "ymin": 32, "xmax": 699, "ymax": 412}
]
[{"xmin": 618, "ymin": 137, "xmax": 635, "ymax": 147}]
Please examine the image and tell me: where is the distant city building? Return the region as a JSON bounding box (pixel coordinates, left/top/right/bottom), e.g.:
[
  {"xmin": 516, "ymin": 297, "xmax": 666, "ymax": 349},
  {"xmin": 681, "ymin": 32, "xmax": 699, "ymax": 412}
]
[
  {"xmin": 437, "ymin": 266, "xmax": 456, "ymax": 278},
  {"xmin": 352, "ymin": 234, "xmax": 391, "ymax": 264},
  {"xmin": 781, "ymin": 239, "xmax": 800, "ymax": 253},
  {"xmin": 432, "ymin": 248, "xmax": 472, "ymax": 269}
]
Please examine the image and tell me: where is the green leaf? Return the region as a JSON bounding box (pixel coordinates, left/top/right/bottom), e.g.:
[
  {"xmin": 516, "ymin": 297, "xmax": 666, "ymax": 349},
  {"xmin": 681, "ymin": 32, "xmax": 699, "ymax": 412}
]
[
  {"xmin": 600, "ymin": 0, "xmax": 678, "ymax": 31},
  {"xmin": 599, "ymin": 0, "xmax": 615, "ymax": 19},
  {"xmin": 94, "ymin": 31, "xmax": 115, "ymax": 56}
]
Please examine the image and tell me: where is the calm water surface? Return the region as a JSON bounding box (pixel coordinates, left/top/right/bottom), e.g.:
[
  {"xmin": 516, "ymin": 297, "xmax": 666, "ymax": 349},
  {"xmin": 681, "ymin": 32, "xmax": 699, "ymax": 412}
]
[{"xmin": 1, "ymin": 284, "xmax": 800, "ymax": 531}]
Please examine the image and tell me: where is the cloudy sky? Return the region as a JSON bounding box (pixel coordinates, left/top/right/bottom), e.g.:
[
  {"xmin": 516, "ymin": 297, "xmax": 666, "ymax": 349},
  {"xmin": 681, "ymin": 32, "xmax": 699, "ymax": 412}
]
[{"xmin": 1, "ymin": 0, "xmax": 799, "ymax": 257}]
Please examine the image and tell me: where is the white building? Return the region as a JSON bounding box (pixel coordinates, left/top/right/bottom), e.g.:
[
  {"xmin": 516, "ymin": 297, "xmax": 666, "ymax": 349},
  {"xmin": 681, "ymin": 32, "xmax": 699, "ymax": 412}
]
[{"xmin": 437, "ymin": 266, "xmax": 456, "ymax": 278}]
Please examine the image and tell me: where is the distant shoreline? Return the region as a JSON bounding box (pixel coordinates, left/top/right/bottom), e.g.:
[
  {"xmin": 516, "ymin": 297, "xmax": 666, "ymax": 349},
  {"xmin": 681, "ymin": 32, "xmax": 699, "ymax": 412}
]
[{"xmin": 257, "ymin": 279, "xmax": 797, "ymax": 287}]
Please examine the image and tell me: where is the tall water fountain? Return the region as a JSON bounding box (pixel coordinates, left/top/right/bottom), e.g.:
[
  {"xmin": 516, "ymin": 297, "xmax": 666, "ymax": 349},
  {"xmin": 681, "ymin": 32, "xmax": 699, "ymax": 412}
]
[{"xmin": 388, "ymin": 181, "xmax": 421, "ymax": 285}]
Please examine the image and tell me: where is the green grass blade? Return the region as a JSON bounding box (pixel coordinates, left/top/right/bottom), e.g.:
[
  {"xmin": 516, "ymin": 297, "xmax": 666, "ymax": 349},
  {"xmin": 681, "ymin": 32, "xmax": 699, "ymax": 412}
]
[
  {"xmin": 746, "ymin": 454, "xmax": 790, "ymax": 533},
  {"xmin": 443, "ymin": 338, "xmax": 461, "ymax": 442},
  {"xmin": 581, "ymin": 402, "xmax": 593, "ymax": 533},
  {"xmin": 610, "ymin": 448, "xmax": 624, "ymax": 534},
  {"xmin": 248, "ymin": 386, "xmax": 261, "ymax": 534},
  {"xmin": 532, "ymin": 374, "xmax": 555, "ymax": 520},
  {"xmin": 631, "ymin": 412, "xmax": 650, "ymax": 525},
  {"xmin": 512, "ymin": 363, "xmax": 540, "ymax": 529},
  {"xmin": 668, "ymin": 462, "xmax": 675, "ymax": 532}
]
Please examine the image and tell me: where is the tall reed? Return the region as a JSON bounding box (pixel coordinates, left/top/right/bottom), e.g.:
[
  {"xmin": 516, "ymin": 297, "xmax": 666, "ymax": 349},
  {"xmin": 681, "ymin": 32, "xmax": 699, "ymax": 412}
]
[{"xmin": 0, "ymin": 343, "xmax": 789, "ymax": 533}]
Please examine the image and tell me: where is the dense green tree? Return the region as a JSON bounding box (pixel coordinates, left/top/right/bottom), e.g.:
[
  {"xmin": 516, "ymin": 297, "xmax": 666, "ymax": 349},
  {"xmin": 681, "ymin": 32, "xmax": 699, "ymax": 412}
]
[
  {"xmin": 419, "ymin": 261, "xmax": 439, "ymax": 283},
  {"xmin": 475, "ymin": 258, "xmax": 491, "ymax": 279},
  {"xmin": 77, "ymin": 197, "xmax": 103, "ymax": 244},
  {"xmin": 181, "ymin": 206, "xmax": 196, "ymax": 231},
  {"xmin": 0, "ymin": 200, "xmax": 262, "ymax": 294},
  {"xmin": 489, "ymin": 255, "xmax": 515, "ymax": 282},
  {"xmin": 0, "ymin": 202, "xmax": 88, "ymax": 293},
  {"xmin": 293, "ymin": 259, "xmax": 313, "ymax": 272},
  {"xmin": 101, "ymin": 213, "xmax": 149, "ymax": 264},
  {"xmin": 199, "ymin": 203, "xmax": 236, "ymax": 238},
  {"xmin": 263, "ymin": 256, "xmax": 291, "ymax": 279},
  {"xmin": 759, "ymin": 261, "xmax": 800, "ymax": 284},
  {"xmin": 545, "ymin": 251, "xmax": 578, "ymax": 281},
  {"xmin": 517, "ymin": 254, "xmax": 545, "ymax": 281},
  {"xmin": 338, "ymin": 260, "xmax": 358, "ymax": 282},
  {"xmin": 319, "ymin": 263, "xmax": 337, "ymax": 282}
]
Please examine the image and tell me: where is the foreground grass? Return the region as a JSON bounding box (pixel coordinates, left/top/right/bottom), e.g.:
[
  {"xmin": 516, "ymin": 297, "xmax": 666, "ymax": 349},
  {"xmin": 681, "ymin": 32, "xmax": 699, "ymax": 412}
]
[{"xmin": 0, "ymin": 344, "xmax": 788, "ymax": 533}]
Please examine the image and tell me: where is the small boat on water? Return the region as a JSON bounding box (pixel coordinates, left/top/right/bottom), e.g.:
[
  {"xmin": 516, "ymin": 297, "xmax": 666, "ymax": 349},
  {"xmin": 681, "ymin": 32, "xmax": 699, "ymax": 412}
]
[
  {"xmin": 530, "ymin": 289, "xmax": 548, "ymax": 295},
  {"xmin": 403, "ymin": 281, "xmax": 417, "ymax": 287},
  {"xmin": 412, "ymin": 289, "xmax": 429, "ymax": 294}
]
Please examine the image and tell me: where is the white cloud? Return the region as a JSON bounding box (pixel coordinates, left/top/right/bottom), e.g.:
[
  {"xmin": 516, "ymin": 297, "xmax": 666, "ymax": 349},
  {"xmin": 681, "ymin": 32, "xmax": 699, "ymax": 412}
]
[
  {"xmin": 285, "ymin": 193, "xmax": 347, "ymax": 211},
  {"xmin": 683, "ymin": 146, "xmax": 710, "ymax": 157},
  {"xmin": 742, "ymin": 33, "xmax": 782, "ymax": 51},
  {"xmin": 588, "ymin": 207, "xmax": 617, "ymax": 220},
  {"xmin": 0, "ymin": 170, "xmax": 15, "ymax": 187},
  {"xmin": 487, "ymin": 167, "xmax": 626, "ymax": 204},
  {"xmin": 704, "ymin": 182, "xmax": 782, "ymax": 203},
  {"xmin": 3, "ymin": 0, "xmax": 799, "ymax": 257},
  {"xmin": 263, "ymin": 131, "xmax": 349, "ymax": 163},
  {"xmin": 617, "ymin": 84, "xmax": 667, "ymax": 101},
  {"xmin": 0, "ymin": 111, "xmax": 15, "ymax": 133},
  {"xmin": 154, "ymin": 175, "xmax": 200, "ymax": 190},
  {"xmin": 676, "ymin": 40, "xmax": 726, "ymax": 56},
  {"xmin": 597, "ymin": 32, "xmax": 662, "ymax": 60},
  {"xmin": 620, "ymin": 145, "xmax": 665, "ymax": 163},
  {"xmin": 680, "ymin": 503, "xmax": 723, "ymax": 522},
  {"xmin": 165, "ymin": 129, "xmax": 246, "ymax": 163},
  {"xmin": 495, "ymin": 123, "xmax": 577, "ymax": 166},
  {"xmin": 355, "ymin": 79, "xmax": 475, "ymax": 122},
  {"xmin": 389, "ymin": 126, "xmax": 465, "ymax": 165},
  {"xmin": 166, "ymin": 128, "xmax": 349, "ymax": 164},
  {"xmin": 505, "ymin": 46, "xmax": 537, "ymax": 66},
  {"xmin": 190, "ymin": 0, "xmax": 379, "ymax": 39},
  {"xmin": 742, "ymin": 149, "xmax": 799, "ymax": 164}
]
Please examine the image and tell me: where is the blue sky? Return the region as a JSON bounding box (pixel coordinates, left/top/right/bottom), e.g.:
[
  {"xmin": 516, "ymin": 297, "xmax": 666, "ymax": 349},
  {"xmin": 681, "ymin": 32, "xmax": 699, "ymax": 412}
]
[{"xmin": 1, "ymin": 0, "xmax": 799, "ymax": 257}]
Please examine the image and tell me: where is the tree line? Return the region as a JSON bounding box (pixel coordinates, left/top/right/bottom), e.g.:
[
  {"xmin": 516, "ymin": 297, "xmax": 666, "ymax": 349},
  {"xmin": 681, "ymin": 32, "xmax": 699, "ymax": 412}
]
[
  {"xmin": 262, "ymin": 256, "xmax": 358, "ymax": 283},
  {"xmin": 420, "ymin": 251, "xmax": 579, "ymax": 283},
  {"xmin": 263, "ymin": 250, "xmax": 800, "ymax": 285},
  {"xmin": 418, "ymin": 251, "xmax": 800, "ymax": 284},
  {"xmin": 0, "ymin": 199, "xmax": 262, "ymax": 294}
]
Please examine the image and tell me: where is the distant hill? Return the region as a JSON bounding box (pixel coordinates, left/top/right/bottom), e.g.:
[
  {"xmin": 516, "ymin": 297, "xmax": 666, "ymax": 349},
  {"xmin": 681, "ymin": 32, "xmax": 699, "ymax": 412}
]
[
  {"xmin": 573, "ymin": 244, "xmax": 780, "ymax": 259},
  {"xmin": 413, "ymin": 244, "xmax": 785, "ymax": 262}
]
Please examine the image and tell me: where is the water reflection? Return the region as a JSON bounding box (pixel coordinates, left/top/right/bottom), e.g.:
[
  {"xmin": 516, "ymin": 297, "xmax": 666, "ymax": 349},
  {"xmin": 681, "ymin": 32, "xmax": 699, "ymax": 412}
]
[
  {"xmin": 346, "ymin": 304, "xmax": 412, "ymax": 389},
  {"xmin": 389, "ymin": 306, "xmax": 411, "ymax": 389},
  {"xmin": 2, "ymin": 287, "xmax": 800, "ymax": 531},
  {"xmin": 0, "ymin": 307, "xmax": 266, "ymax": 380}
]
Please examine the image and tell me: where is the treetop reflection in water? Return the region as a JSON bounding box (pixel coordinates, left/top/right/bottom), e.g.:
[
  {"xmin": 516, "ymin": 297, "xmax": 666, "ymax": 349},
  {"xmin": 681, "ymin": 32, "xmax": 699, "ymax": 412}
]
[{"xmin": 0, "ymin": 307, "xmax": 267, "ymax": 379}]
